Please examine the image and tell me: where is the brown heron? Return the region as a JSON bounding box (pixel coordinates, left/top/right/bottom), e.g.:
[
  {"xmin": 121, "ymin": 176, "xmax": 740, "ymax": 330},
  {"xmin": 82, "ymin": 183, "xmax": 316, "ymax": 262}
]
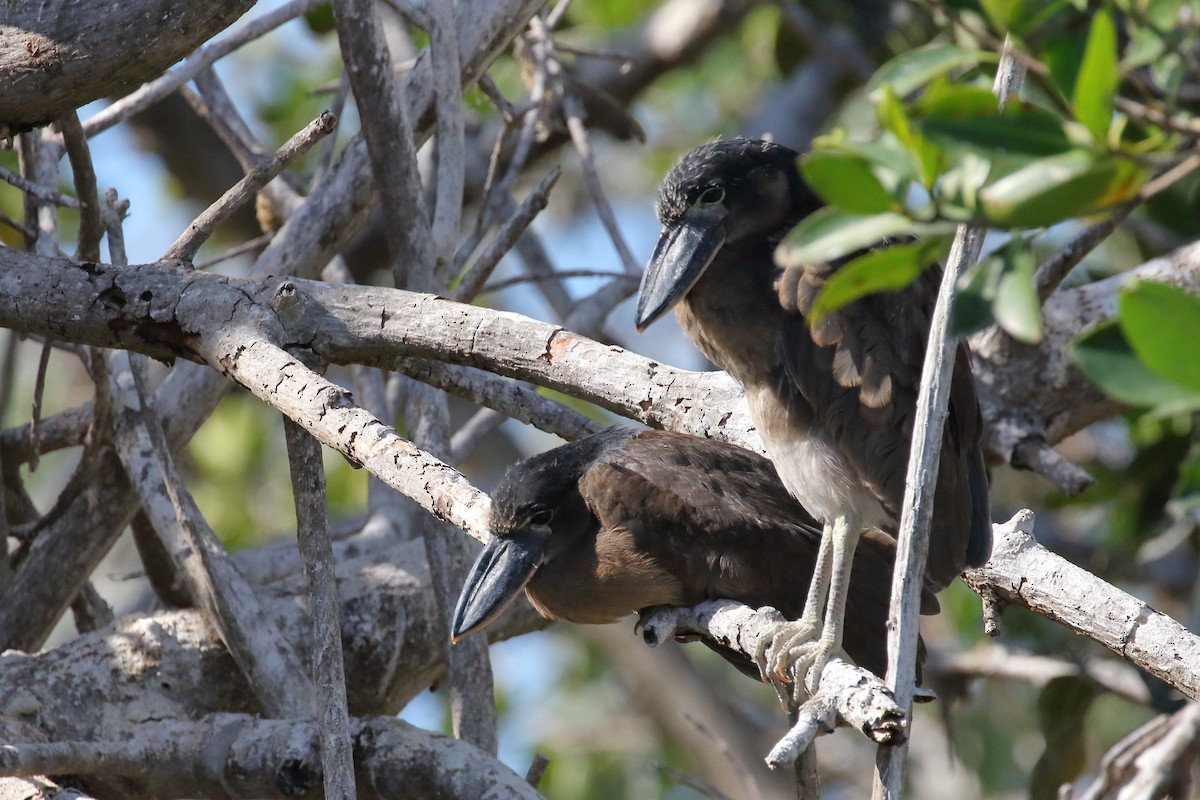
[
  {"xmin": 451, "ymin": 427, "xmax": 935, "ymax": 681},
  {"xmin": 635, "ymin": 138, "xmax": 990, "ymax": 691}
]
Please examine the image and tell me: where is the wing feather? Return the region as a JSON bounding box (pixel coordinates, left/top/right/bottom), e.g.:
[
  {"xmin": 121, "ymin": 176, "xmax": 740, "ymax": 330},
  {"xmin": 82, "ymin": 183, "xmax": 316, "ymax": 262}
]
[{"xmin": 777, "ymin": 262, "xmax": 990, "ymax": 590}]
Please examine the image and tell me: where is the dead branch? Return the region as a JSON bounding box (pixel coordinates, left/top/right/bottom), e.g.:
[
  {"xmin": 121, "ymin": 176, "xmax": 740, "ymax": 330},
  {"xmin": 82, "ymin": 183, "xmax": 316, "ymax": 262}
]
[
  {"xmin": 0, "ymin": 0, "xmax": 259, "ymax": 133},
  {"xmin": 965, "ymin": 511, "xmax": 1200, "ymax": 701},
  {"xmin": 0, "ymin": 714, "xmax": 541, "ymax": 800},
  {"xmin": 639, "ymin": 601, "xmax": 909, "ymax": 761}
]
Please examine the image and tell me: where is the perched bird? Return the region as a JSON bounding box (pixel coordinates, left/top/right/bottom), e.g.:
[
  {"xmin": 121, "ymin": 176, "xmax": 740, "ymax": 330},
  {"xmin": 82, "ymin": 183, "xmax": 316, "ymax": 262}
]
[
  {"xmin": 451, "ymin": 427, "xmax": 935, "ymax": 681},
  {"xmin": 635, "ymin": 138, "xmax": 990, "ymax": 690}
]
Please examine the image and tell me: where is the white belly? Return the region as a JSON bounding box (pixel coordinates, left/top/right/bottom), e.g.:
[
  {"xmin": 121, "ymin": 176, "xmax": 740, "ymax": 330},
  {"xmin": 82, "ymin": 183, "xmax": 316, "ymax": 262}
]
[{"xmin": 748, "ymin": 386, "xmax": 889, "ymax": 529}]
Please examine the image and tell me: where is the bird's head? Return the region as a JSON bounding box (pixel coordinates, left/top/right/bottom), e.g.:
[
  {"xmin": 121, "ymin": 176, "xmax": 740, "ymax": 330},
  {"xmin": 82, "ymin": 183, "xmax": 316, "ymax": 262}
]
[
  {"xmin": 636, "ymin": 138, "xmax": 812, "ymax": 330},
  {"xmin": 450, "ymin": 427, "xmax": 635, "ymax": 641}
]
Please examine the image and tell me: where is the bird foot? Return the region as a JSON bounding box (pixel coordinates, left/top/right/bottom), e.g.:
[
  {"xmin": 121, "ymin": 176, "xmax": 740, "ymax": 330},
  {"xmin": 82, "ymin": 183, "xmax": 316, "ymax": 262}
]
[
  {"xmin": 764, "ymin": 628, "xmax": 839, "ymax": 704},
  {"xmin": 791, "ymin": 636, "xmax": 838, "ymax": 696},
  {"xmin": 752, "ymin": 619, "xmax": 822, "ymax": 705}
]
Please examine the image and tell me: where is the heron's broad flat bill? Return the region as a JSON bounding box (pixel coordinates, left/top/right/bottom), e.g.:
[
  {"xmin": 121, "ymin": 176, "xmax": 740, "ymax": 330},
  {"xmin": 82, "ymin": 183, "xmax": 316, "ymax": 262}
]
[
  {"xmin": 450, "ymin": 527, "xmax": 547, "ymax": 642},
  {"xmin": 635, "ymin": 205, "xmax": 727, "ymax": 331}
]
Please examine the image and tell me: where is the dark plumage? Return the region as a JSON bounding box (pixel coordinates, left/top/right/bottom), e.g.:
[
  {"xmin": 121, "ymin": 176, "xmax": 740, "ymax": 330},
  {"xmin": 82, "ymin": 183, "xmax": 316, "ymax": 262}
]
[
  {"xmin": 451, "ymin": 428, "xmax": 935, "ymax": 680},
  {"xmin": 636, "ymin": 138, "xmax": 990, "ymax": 685}
]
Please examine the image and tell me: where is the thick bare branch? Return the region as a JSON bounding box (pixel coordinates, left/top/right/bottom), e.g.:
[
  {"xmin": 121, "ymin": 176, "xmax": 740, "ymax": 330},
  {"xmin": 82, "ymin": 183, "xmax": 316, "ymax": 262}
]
[
  {"xmin": 0, "ymin": 714, "xmax": 541, "ymax": 800},
  {"xmin": 0, "ymin": 0, "xmax": 258, "ymax": 133},
  {"xmin": 965, "ymin": 511, "xmax": 1200, "ymax": 701}
]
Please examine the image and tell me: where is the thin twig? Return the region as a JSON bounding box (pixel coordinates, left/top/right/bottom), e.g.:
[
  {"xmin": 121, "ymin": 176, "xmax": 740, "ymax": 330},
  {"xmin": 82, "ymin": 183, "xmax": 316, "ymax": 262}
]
[
  {"xmin": 283, "ymin": 419, "xmax": 357, "ymax": 800},
  {"xmin": 540, "ymin": 20, "xmax": 639, "ymax": 277},
  {"xmin": 405, "ymin": 377, "xmax": 500, "ymax": 753},
  {"xmin": 312, "ymin": 72, "xmax": 351, "ymax": 190},
  {"xmin": 427, "ymin": 0, "xmax": 466, "ymax": 274},
  {"xmin": 27, "ymin": 340, "xmax": 51, "ymax": 473},
  {"xmin": 193, "ymin": 232, "xmax": 275, "ymax": 270},
  {"xmin": 0, "ymin": 211, "xmax": 35, "ymax": 241},
  {"xmin": 58, "ymin": 112, "xmax": 102, "ymax": 262},
  {"xmin": 81, "ymin": 0, "xmax": 325, "ymax": 138},
  {"xmin": 334, "ymin": 0, "xmax": 436, "ymax": 288},
  {"xmin": 0, "ymin": 164, "xmax": 81, "ymax": 209},
  {"xmin": 871, "ymin": 35, "xmax": 1025, "ymax": 800},
  {"xmin": 101, "ymin": 189, "xmax": 130, "ymax": 268},
  {"xmin": 544, "ymin": 0, "xmax": 574, "ymax": 29},
  {"xmin": 183, "ymin": 72, "xmax": 307, "ymax": 223},
  {"xmin": 477, "ymin": 74, "xmax": 521, "ymax": 121},
  {"xmin": 454, "ymin": 166, "xmax": 561, "ymax": 301},
  {"xmin": 1116, "ymin": 97, "xmax": 1200, "ymax": 138},
  {"xmin": 451, "ymin": 118, "xmax": 517, "ymax": 275},
  {"xmin": 1035, "ymin": 151, "xmax": 1200, "ymax": 302},
  {"xmin": 483, "ymin": 268, "xmax": 635, "ymax": 293},
  {"xmin": 448, "ymin": 408, "xmax": 507, "ymax": 464},
  {"xmin": 524, "ymin": 754, "xmax": 550, "ymax": 788},
  {"xmin": 448, "ymin": 33, "xmax": 551, "ymax": 285},
  {"xmin": 0, "ymin": 329, "xmax": 17, "ymax": 591},
  {"xmin": 188, "ymin": 71, "xmax": 267, "ymax": 170},
  {"xmin": 397, "ymin": 358, "xmax": 606, "ymax": 444},
  {"xmin": 163, "ymin": 112, "xmax": 336, "ymax": 264},
  {"xmin": 23, "ymin": 130, "xmax": 62, "ymax": 258}
]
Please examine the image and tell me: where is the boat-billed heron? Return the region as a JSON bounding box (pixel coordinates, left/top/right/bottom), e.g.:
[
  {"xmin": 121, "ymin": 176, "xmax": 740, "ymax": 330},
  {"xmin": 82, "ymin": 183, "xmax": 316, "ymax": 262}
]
[
  {"xmin": 635, "ymin": 138, "xmax": 990, "ymax": 690},
  {"xmin": 451, "ymin": 427, "xmax": 935, "ymax": 681}
]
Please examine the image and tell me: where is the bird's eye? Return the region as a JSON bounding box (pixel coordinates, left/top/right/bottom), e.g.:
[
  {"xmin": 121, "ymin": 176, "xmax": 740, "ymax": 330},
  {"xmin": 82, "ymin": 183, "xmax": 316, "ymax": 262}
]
[
  {"xmin": 697, "ymin": 186, "xmax": 725, "ymax": 206},
  {"xmin": 528, "ymin": 509, "xmax": 554, "ymax": 527}
]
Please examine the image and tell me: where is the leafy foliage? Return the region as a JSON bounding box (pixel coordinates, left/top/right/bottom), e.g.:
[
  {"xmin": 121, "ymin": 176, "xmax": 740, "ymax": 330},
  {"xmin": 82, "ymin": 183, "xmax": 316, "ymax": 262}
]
[{"xmin": 775, "ymin": 0, "xmax": 1197, "ymax": 347}]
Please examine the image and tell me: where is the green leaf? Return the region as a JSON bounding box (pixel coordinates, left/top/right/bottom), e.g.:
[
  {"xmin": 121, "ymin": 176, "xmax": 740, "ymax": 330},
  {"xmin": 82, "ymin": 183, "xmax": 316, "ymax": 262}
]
[
  {"xmin": 778, "ymin": 208, "xmax": 954, "ymax": 265},
  {"xmin": 303, "ymin": 3, "xmax": 335, "ymax": 34},
  {"xmin": 878, "ymin": 87, "xmax": 941, "ymax": 188},
  {"xmin": 979, "ymin": 150, "xmax": 1122, "ymax": 227},
  {"xmin": 867, "ymin": 45, "xmax": 988, "ymax": 100},
  {"xmin": 800, "ymin": 151, "xmax": 898, "ymax": 214},
  {"xmin": 813, "ymin": 134, "xmax": 919, "ymax": 184},
  {"xmin": 1070, "ymin": 321, "xmax": 1200, "ymax": 411},
  {"xmin": 809, "ymin": 242, "xmax": 939, "ymax": 320},
  {"xmin": 979, "ymin": 0, "xmax": 1024, "ymax": 31},
  {"xmin": 938, "ymin": 153, "xmax": 992, "ymax": 215},
  {"xmin": 918, "ymin": 82, "xmax": 1004, "ymax": 118},
  {"xmin": 1124, "ymin": 26, "xmax": 1166, "ymax": 69},
  {"xmin": 1119, "ymin": 281, "xmax": 1200, "ymax": 392},
  {"xmin": 1145, "ymin": 0, "xmax": 1184, "ymax": 29},
  {"xmin": 1074, "ymin": 10, "xmax": 1119, "ymax": 140},
  {"xmin": 950, "ymin": 271, "xmax": 996, "ymax": 337},
  {"xmin": 922, "ymin": 112, "xmax": 1074, "ymax": 157},
  {"xmin": 992, "ymin": 237, "xmax": 1043, "ymax": 342},
  {"xmin": 1044, "ymin": 25, "xmax": 1089, "ymax": 101}
]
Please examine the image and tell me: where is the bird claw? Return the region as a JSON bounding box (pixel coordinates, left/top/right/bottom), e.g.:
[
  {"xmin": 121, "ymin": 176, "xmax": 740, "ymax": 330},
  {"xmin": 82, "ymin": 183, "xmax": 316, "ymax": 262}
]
[
  {"xmin": 794, "ymin": 637, "xmax": 837, "ymax": 696},
  {"xmin": 752, "ymin": 619, "xmax": 824, "ymax": 707}
]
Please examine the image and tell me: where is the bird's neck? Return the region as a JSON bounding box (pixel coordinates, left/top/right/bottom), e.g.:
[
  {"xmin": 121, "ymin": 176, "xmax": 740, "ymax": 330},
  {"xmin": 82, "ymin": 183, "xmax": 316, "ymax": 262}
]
[{"xmin": 675, "ymin": 238, "xmax": 785, "ymax": 386}]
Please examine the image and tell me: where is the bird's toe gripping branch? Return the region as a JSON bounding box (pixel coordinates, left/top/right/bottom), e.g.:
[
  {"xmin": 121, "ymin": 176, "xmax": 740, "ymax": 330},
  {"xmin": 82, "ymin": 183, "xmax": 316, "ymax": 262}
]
[{"xmin": 639, "ymin": 600, "xmax": 908, "ymax": 767}]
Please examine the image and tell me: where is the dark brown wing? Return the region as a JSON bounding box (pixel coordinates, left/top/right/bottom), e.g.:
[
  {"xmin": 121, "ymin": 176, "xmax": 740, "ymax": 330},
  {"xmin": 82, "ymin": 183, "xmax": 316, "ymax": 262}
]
[
  {"xmin": 578, "ymin": 430, "xmax": 934, "ymax": 676},
  {"xmin": 776, "ymin": 263, "xmax": 991, "ymax": 591}
]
